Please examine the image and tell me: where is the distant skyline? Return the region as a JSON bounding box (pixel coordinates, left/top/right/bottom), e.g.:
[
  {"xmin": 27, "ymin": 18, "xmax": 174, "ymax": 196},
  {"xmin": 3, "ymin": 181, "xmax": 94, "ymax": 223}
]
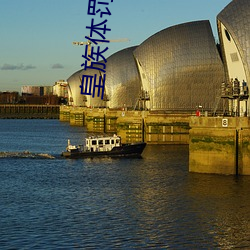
[{"xmin": 0, "ymin": 0, "xmax": 232, "ymax": 92}]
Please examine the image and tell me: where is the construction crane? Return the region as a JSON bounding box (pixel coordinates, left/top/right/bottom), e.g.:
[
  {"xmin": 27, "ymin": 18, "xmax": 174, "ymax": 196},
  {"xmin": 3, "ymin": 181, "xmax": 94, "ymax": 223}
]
[
  {"xmin": 72, "ymin": 38, "xmax": 129, "ymax": 66},
  {"xmin": 72, "ymin": 38, "xmax": 129, "ymax": 46}
]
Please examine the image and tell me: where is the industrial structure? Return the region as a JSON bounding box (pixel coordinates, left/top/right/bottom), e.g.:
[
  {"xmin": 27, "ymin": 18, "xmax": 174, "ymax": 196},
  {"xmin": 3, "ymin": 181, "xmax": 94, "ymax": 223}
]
[
  {"xmin": 52, "ymin": 80, "xmax": 68, "ymax": 99},
  {"xmin": 66, "ymin": 0, "xmax": 249, "ymax": 117},
  {"xmin": 67, "ymin": 20, "xmax": 225, "ymax": 113},
  {"xmin": 188, "ymin": 0, "xmax": 250, "ymax": 175},
  {"xmin": 67, "ymin": 67, "xmax": 107, "ymax": 108},
  {"xmin": 217, "ymin": 0, "xmax": 250, "ymax": 116},
  {"xmin": 67, "ymin": 46, "xmax": 142, "ymax": 109},
  {"xmin": 103, "ymin": 46, "xmax": 141, "ymax": 109},
  {"xmin": 0, "ymin": 80, "xmax": 68, "ymax": 105},
  {"xmin": 133, "ymin": 20, "xmax": 225, "ymax": 112},
  {"xmin": 21, "ymin": 86, "xmax": 53, "ymax": 96},
  {"xmin": 61, "ymin": 0, "xmax": 250, "ymax": 175}
]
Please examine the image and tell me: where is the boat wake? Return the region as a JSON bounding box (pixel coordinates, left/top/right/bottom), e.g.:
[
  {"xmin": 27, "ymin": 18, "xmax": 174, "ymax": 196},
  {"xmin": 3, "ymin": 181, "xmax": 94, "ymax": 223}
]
[{"xmin": 0, "ymin": 151, "xmax": 55, "ymax": 159}]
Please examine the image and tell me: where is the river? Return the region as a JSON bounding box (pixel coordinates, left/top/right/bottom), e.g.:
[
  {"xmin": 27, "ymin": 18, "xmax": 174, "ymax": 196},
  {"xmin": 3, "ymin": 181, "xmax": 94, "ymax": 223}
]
[{"xmin": 0, "ymin": 119, "xmax": 249, "ymax": 249}]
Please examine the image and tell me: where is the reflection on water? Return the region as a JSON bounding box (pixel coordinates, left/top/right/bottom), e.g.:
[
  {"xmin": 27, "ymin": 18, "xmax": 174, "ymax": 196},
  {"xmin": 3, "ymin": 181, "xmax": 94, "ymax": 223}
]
[
  {"xmin": 0, "ymin": 120, "xmax": 250, "ymax": 249},
  {"xmin": 186, "ymin": 174, "xmax": 250, "ymax": 249}
]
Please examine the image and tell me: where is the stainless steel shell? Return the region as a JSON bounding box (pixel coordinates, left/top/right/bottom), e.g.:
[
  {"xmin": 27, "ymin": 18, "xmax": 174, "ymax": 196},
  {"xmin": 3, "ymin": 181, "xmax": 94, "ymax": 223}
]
[
  {"xmin": 67, "ymin": 67, "xmax": 106, "ymax": 107},
  {"xmin": 104, "ymin": 46, "xmax": 141, "ymax": 109},
  {"xmin": 68, "ymin": 21, "xmax": 226, "ymax": 112},
  {"xmin": 133, "ymin": 20, "xmax": 225, "ymax": 111},
  {"xmin": 217, "ymin": 0, "xmax": 250, "ymax": 84}
]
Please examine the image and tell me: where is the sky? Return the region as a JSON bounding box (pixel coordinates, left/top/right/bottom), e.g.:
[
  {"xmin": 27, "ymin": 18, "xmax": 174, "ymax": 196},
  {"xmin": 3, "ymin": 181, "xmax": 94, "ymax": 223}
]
[{"xmin": 0, "ymin": 0, "xmax": 232, "ymax": 92}]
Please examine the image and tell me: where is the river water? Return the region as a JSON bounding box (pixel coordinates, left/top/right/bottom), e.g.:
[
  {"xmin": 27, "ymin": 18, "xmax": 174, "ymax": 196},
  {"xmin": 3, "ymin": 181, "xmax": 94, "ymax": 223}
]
[{"xmin": 0, "ymin": 119, "xmax": 250, "ymax": 249}]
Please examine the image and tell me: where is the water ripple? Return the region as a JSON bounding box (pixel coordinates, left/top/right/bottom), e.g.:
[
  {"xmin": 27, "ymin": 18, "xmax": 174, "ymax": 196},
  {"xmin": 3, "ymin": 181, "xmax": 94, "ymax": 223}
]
[{"xmin": 0, "ymin": 120, "xmax": 250, "ymax": 249}]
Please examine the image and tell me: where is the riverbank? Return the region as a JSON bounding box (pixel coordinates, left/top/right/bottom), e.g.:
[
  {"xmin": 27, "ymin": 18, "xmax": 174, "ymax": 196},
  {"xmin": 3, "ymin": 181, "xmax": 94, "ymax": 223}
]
[{"xmin": 0, "ymin": 105, "xmax": 59, "ymax": 119}]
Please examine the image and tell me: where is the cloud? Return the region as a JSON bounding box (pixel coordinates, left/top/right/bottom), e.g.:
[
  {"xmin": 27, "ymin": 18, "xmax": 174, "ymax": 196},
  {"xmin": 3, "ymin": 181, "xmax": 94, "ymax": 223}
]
[
  {"xmin": 51, "ymin": 63, "xmax": 64, "ymax": 69},
  {"xmin": 23, "ymin": 64, "xmax": 36, "ymax": 70},
  {"xmin": 1, "ymin": 63, "xmax": 36, "ymax": 70}
]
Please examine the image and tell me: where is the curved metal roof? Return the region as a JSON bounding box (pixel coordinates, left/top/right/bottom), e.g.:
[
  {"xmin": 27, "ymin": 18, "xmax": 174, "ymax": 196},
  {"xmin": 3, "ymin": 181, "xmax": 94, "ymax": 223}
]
[
  {"xmin": 104, "ymin": 46, "xmax": 141, "ymax": 109},
  {"xmin": 67, "ymin": 67, "xmax": 106, "ymax": 107},
  {"xmin": 217, "ymin": 0, "xmax": 250, "ymax": 83},
  {"xmin": 67, "ymin": 46, "xmax": 141, "ymax": 109},
  {"xmin": 133, "ymin": 20, "xmax": 225, "ymax": 111},
  {"xmin": 67, "ymin": 68, "xmax": 84, "ymax": 106}
]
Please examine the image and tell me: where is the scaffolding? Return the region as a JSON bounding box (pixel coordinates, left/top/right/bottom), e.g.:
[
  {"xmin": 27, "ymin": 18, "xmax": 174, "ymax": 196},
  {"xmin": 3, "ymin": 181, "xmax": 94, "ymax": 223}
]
[{"xmin": 214, "ymin": 79, "xmax": 249, "ymax": 116}]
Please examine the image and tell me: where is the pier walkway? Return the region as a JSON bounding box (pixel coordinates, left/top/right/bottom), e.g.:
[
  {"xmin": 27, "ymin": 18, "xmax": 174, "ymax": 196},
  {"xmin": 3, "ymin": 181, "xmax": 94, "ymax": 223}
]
[{"xmin": 0, "ymin": 105, "xmax": 59, "ymax": 119}]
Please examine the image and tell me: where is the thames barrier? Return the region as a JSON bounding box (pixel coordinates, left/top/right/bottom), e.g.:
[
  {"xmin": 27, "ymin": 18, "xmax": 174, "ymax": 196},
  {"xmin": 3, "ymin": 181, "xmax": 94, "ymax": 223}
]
[{"xmin": 2, "ymin": 0, "xmax": 248, "ymax": 176}]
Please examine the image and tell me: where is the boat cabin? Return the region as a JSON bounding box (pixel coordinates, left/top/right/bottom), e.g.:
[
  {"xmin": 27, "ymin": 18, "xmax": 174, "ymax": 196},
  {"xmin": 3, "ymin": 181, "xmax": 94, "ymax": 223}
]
[{"xmin": 85, "ymin": 135, "xmax": 121, "ymax": 152}]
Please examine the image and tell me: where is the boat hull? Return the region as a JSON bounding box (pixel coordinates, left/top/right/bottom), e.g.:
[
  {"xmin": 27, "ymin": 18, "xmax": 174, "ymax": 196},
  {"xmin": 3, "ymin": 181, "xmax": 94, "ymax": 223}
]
[{"xmin": 62, "ymin": 142, "xmax": 146, "ymax": 159}]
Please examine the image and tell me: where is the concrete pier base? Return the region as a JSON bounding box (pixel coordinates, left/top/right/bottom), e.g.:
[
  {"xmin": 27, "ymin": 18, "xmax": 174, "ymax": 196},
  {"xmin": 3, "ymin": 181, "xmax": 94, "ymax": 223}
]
[
  {"xmin": 189, "ymin": 117, "xmax": 250, "ymax": 175},
  {"xmin": 85, "ymin": 109, "xmax": 105, "ymax": 133},
  {"xmin": 116, "ymin": 111, "xmax": 144, "ymax": 143},
  {"xmin": 59, "ymin": 106, "xmax": 190, "ymax": 144},
  {"xmin": 61, "ymin": 107, "xmax": 250, "ymax": 175},
  {"xmin": 59, "ymin": 106, "xmax": 71, "ymax": 122},
  {"xmin": 145, "ymin": 114, "xmax": 189, "ymax": 144}
]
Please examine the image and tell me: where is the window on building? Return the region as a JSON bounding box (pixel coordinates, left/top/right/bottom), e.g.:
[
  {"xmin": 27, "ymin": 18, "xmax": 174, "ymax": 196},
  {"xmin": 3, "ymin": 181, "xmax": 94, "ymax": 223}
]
[{"xmin": 225, "ymin": 29, "xmax": 231, "ymax": 42}]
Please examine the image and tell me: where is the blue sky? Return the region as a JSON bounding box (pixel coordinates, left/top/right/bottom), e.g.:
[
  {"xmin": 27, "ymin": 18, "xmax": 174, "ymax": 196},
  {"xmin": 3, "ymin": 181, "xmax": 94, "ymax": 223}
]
[{"xmin": 0, "ymin": 0, "xmax": 231, "ymax": 92}]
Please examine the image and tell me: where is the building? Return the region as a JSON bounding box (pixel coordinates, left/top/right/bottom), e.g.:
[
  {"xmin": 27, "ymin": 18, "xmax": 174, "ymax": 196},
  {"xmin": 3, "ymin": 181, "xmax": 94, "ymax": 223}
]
[
  {"xmin": 53, "ymin": 80, "xmax": 68, "ymax": 98},
  {"xmin": 67, "ymin": 21, "xmax": 226, "ymax": 113},
  {"xmin": 21, "ymin": 86, "xmax": 53, "ymax": 96},
  {"xmin": 0, "ymin": 92, "xmax": 19, "ymax": 104},
  {"xmin": 67, "ymin": 68, "xmax": 83, "ymax": 106},
  {"xmin": 66, "ymin": 0, "xmax": 250, "ymax": 115},
  {"xmin": 67, "ymin": 68, "xmax": 107, "ymax": 107},
  {"xmin": 104, "ymin": 46, "xmax": 141, "ymax": 109},
  {"xmin": 67, "ymin": 46, "xmax": 141, "ymax": 109},
  {"xmin": 133, "ymin": 20, "xmax": 225, "ymax": 112},
  {"xmin": 217, "ymin": 0, "xmax": 250, "ymax": 116},
  {"xmin": 21, "ymin": 85, "xmax": 58, "ymax": 105}
]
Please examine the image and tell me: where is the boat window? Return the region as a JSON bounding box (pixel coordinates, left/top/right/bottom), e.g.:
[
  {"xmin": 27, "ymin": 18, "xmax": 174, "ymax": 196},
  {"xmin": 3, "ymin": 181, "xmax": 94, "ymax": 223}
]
[
  {"xmin": 98, "ymin": 140, "xmax": 103, "ymax": 145},
  {"xmin": 111, "ymin": 139, "xmax": 114, "ymax": 144},
  {"xmin": 116, "ymin": 139, "xmax": 120, "ymax": 144},
  {"xmin": 92, "ymin": 140, "xmax": 97, "ymax": 145},
  {"xmin": 105, "ymin": 140, "xmax": 110, "ymax": 144}
]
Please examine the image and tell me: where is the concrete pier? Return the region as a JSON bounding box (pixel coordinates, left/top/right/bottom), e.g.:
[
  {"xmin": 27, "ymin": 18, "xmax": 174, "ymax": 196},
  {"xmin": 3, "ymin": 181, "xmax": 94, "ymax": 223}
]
[
  {"xmin": 189, "ymin": 117, "xmax": 250, "ymax": 175},
  {"xmin": 0, "ymin": 105, "xmax": 59, "ymax": 119},
  {"xmin": 145, "ymin": 114, "xmax": 189, "ymax": 144},
  {"xmin": 60, "ymin": 106, "xmax": 250, "ymax": 175},
  {"xmin": 60, "ymin": 106, "xmax": 190, "ymax": 144}
]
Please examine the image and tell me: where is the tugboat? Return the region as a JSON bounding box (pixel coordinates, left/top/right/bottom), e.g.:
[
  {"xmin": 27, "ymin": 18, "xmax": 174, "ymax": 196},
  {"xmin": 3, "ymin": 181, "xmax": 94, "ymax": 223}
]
[{"xmin": 62, "ymin": 134, "xmax": 146, "ymax": 158}]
